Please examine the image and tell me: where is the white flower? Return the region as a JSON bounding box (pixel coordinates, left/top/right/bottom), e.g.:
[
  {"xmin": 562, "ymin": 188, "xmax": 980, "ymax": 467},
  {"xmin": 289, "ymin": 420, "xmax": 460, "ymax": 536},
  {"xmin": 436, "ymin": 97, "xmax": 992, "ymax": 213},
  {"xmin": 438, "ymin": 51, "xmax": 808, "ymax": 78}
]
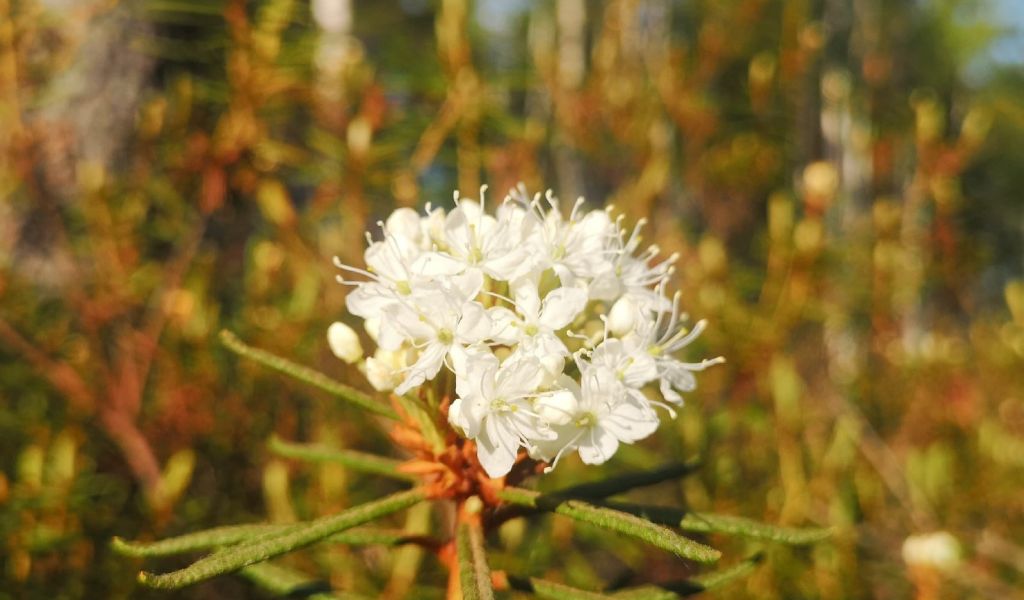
[
  {"xmin": 380, "ymin": 272, "xmax": 492, "ymax": 395},
  {"xmin": 633, "ymin": 293, "xmax": 724, "ymax": 404},
  {"xmin": 335, "ymin": 225, "xmax": 461, "ymax": 319},
  {"xmin": 532, "ymin": 366, "xmax": 659, "ymax": 470},
  {"xmin": 327, "ymin": 321, "xmax": 363, "ymax": 363},
  {"xmin": 510, "ymin": 186, "xmax": 616, "ymax": 285},
  {"xmin": 490, "ymin": 279, "xmax": 588, "ymax": 375},
  {"xmin": 329, "ymin": 185, "xmax": 723, "ymax": 476},
  {"xmin": 589, "ymin": 217, "xmax": 676, "ymax": 310},
  {"xmin": 437, "ymin": 190, "xmax": 540, "ymax": 280},
  {"xmin": 902, "ymin": 531, "xmax": 961, "ymax": 571},
  {"xmin": 589, "ymin": 337, "xmax": 658, "ymax": 391},
  {"xmin": 448, "ymin": 351, "xmax": 553, "ymax": 477}
]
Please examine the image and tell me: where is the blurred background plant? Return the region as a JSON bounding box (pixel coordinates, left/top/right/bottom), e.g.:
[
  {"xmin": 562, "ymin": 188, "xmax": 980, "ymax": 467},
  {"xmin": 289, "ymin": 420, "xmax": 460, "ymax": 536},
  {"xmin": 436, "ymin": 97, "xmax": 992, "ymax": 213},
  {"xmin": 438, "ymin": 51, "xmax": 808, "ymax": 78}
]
[{"xmin": 0, "ymin": 0, "xmax": 1021, "ymax": 598}]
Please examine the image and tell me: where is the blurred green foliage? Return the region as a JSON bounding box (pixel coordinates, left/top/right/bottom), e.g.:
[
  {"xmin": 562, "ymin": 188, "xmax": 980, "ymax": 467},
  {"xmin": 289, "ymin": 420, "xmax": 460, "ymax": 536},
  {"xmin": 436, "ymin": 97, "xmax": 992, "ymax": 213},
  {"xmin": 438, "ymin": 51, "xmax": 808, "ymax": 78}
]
[{"xmin": 1, "ymin": 0, "xmax": 1022, "ymax": 598}]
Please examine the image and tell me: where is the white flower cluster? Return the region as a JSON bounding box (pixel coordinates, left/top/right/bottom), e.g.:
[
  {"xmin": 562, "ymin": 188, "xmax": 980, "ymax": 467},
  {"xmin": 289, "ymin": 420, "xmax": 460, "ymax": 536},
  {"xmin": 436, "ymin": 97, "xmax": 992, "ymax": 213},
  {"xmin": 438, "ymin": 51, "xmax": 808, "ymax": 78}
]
[{"xmin": 332, "ymin": 186, "xmax": 723, "ymax": 478}]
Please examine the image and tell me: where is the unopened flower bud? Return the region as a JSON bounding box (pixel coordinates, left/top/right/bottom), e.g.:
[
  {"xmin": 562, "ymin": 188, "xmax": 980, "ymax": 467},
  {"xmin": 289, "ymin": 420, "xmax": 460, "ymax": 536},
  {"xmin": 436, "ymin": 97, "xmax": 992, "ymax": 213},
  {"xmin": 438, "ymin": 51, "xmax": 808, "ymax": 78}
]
[
  {"xmin": 327, "ymin": 322, "xmax": 363, "ymax": 364},
  {"xmin": 608, "ymin": 296, "xmax": 638, "ymax": 336},
  {"xmin": 536, "ymin": 390, "xmax": 578, "ymax": 426},
  {"xmin": 902, "ymin": 531, "xmax": 961, "ymax": 571}
]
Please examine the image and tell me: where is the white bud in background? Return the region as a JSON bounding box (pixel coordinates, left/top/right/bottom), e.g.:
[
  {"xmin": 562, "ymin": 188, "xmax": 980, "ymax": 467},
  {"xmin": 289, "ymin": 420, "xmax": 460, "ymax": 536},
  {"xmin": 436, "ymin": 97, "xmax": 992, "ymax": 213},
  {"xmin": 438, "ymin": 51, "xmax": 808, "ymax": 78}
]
[
  {"xmin": 327, "ymin": 321, "xmax": 363, "ymax": 364},
  {"xmin": 536, "ymin": 389, "xmax": 578, "ymax": 426},
  {"xmin": 312, "ymin": 0, "xmax": 351, "ymax": 34},
  {"xmin": 608, "ymin": 296, "xmax": 638, "ymax": 336},
  {"xmin": 902, "ymin": 531, "xmax": 962, "ymax": 571},
  {"xmin": 363, "ymin": 348, "xmax": 408, "ymax": 392}
]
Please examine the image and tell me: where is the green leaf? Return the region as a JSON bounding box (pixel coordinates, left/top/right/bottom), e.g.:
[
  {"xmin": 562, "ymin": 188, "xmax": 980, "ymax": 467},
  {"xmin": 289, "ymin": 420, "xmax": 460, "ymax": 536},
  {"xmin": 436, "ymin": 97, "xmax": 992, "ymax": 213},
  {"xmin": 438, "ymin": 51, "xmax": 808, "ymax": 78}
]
[
  {"xmin": 456, "ymin": 521, "xmax": 494, "ymax": 600},
  {"xmin": 219, "ymin": 330, "xmax": 397, "ymax": 419},
  {"xmin": 239, "ymin": 561, "xmax": 371, "ymax": 600},
  {"xmin": 138, "ymin": 488, "xmax": 426, "ymax": 589},
  {"xmin": 268, "ymin": 435, "xmax": 414, "ymax": 481},
  {"xmin": 497, "ymin": 488, "xmax": 720, "ymax": 564},
  {"xmin": 595, "ymin": 502, "xmax": 831, "ymax": 545},
  {"xmin": 112, "ymin": 526, "xmax": 431, "ymax": 558},
  {"xmin": 609, "ymin": 554, "xmax": 763, "ymax": 598},
  {"xmin": 678, "ymin": 513, "xmax": 832, "ymax": 545},
  {"xmin": 507, "ymin": 576, "xmax": 617, "ymax": 599},
  {"xmin": 546, "ymin": 460, "xmax": 701, "ymax": 500},
  {"xmin": 609, "ymin": 587, "xmax": 681, "ymax": 600},
  {"xmin": 688, "ymin": 554, "xmax": 762, "ymax": 589},
  {"xmin": 113, "ymin": 524, "xmax": 284, "ymax": 557}
]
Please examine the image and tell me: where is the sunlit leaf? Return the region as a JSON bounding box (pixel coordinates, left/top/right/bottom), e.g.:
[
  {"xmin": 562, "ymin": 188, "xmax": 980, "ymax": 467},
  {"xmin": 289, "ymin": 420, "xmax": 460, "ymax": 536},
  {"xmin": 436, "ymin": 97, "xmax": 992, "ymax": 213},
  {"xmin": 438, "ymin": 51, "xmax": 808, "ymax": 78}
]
[
  {"xmin": 497, "ymin": 488, "xmax": 720, "ymax": 564},
  {"xmin": 219, "ymin": 330, "xmax": 397, "ymax": 419},
  {"xmin": 610, "ymin": 555, "xmax": 763, "ymax": 598},
  {"xmin": 598, "ymin": 502, "xmax": 831, "ymax": 545},
  {"xmin": 679, "ymin": 513, "xmax": 831, "ymax": 545},
  {"xmin": 507, "ymin": 576, "xmax": 617, "ymax": 599},
  {"xmin": 545, "ymin": 460, "xmax": 701, "ymax": 500},
  {"xmin": 112, "ymin": 526, "xmax": 430, "ymax": 557},
  {"xmin": 239, "ymin": 561, "xmax": 370, "ymax": 600},
  {"xmin": 268, "ymin": 435, "xmax": 414, "ymax": 481},
  {"xmin": 137, "ymin": 488, "xmax": 426, "ymax": 589}
]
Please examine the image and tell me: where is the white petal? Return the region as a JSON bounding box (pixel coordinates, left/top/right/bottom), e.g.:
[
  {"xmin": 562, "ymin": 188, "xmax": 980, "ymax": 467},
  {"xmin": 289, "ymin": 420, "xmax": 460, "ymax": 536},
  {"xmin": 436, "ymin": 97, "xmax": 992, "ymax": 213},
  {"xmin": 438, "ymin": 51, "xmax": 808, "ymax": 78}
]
[
  {"xmin": 511, "ymin": 279, "xmax": 542, "ymax": 322},
  {"xmin": 448, "ymin": 269, "xmax": 484, "ymax": 301},
  {"xmin": 578, "ymin": 427, "xmax": 619, "ymax": 465},
  {"xmin": 456, "ymin": 301, "xmax": 492, "ymax": 344},
  {"xmin": 448, "ymin": 397, "xmax": 471, "ymax": 433},
  {"xmin": 345, "ymin": 284, "xmax": 394, "ymax": 320},
  {"xmin": 623, "ymin": 354, "xmax": 659, "ymax": 388},
  {"xmin": 538, "ymin": 286, "xmax": 589, "ymax": 331},
  {"xmin": 588, "ymin": 270, "xmax": 622, "ymax": 302},
  {"xmin": 477, "ymin": 418, "xmax": 518, "ymax": 478},
  {"xmin": 365, "ymin": 239, "xmax": 414, "ymax": 282},
  {"xmin": 487, "ymin": 307, "xmax": 521, "ymax": 344},
  {"xmin": 496, "ymin": 355, "xmax": 544, "ymax": 397},
  {"xmin": 385, "ymin": 207, "xmax": 424, "ymax": 244},
  {"xmin": 384, "ymin": 303, "xmax": 434, "ymax": 342},
  {"xmin": 411, "ymin": 251, "xmax": 464, "ymax": 278},
  {"xmin": 394, "ymin": 342, "xmax": 446, "ymax": 395},
  {"xmin": 604, "ymin": 401, "xmax": 659, "ymax": 443}
]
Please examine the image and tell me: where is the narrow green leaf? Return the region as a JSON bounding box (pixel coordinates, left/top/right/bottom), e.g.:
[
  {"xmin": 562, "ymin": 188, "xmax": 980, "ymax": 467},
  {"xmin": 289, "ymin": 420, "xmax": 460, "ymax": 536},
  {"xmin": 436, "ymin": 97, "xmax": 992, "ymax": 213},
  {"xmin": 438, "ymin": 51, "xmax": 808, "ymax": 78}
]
[
  {"xmin": 687, "ymin": 554, "xmax": 762, "ymax": 589},
  {"xmin": 239, "ymin": 561, "xmax": 371, "ymax": 600},
  {"xmin": 597, "ymin": 502, "xmax": 831, "ymax": 545},
  {"xmin": 547, "ymin": 460, "xmax": 701, "ymax": 500},
  {"xmin": 113, "ymin": 524, "xmax": 283, "ymax": 557},
  {"xmin": 456, "ymin": 521, "xmax": 494, "ymax": 600},
  {"xmin": 497, "ymin": 488, "xmax": 720, "ymax": 564},
  {"xmin": 609, "ymin": 586, "xmax": 680, "ymax": 600},
  {"xmin": 113, "ymin": 525, "xmax": 432, "ymax": 558},
  {"xmin": 269, "ymin": 435, "xmax": 414, "ymax": 481},
  {"xmin": 610, "ymin": 554, "xmax": 763, "ymax": 598},
  {"xmin": 138, "ymin": 488, "xmax": 426, "ymax": 589},
  {"xmin": 219, "ymin": 330, "xmax": 397, "ymax": 419},
  {"xmin": 678, "ymin": 513, "xmax": 832, "ymax": 545},
  {"xmin": 506, "ymin": 576, "xmax": 617, "ymax": 599},
  {"xmin": 144, "ymin": 1, "xmax": 225, "ymax": 16}
]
